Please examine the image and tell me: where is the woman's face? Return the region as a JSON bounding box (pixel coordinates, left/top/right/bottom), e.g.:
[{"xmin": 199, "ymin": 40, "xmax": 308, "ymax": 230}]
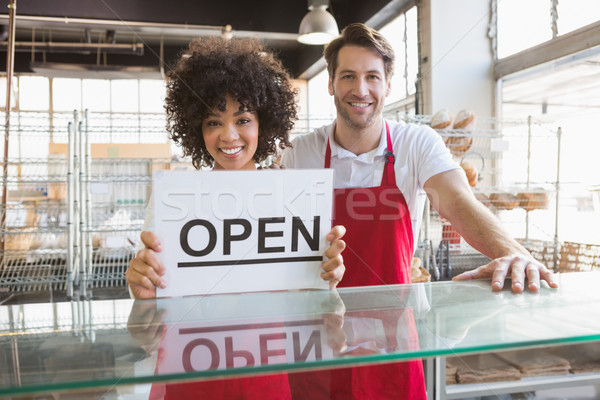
[{"xmin": 202, "ymin": 94, "xmax": 259, "ymax": 170}]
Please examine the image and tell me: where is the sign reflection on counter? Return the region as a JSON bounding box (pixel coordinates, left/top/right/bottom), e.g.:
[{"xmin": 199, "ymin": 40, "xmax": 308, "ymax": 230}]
[
  {"xmin": 153, "ymin": 169, "xmax": 333, "ymax": 297},
  {"xmin": 156, "ymin": 317, "xmax": 334, "ymax": 373}
]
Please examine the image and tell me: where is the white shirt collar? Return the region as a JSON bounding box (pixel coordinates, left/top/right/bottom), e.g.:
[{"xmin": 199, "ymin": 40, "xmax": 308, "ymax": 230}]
[{"xmin": 327, "ymin": 118, "xmax": 388, "ymax": 164}]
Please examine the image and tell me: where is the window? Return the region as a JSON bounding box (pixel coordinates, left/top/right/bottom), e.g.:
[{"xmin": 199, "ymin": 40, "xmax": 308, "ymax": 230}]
[
  {"xmin": 306, "ymin": 69, "xmax": 335, "ymax": 133},
  {"xmin": 497, "ymin": 0, "xmax": 552, "ymax": 58},
  {"xmin": 557, "ymin": 0, "xmax": 600, "ymax": 36},
  {"xmin": 139, "ymin": 79, "xmax": 166, "ymax": 113},
  {"xmin": 110, "ymin": 80, "xmax": 139, "ymax": 113},
  {"xmin": 53, "ymin": 78, "xmax": 81, "ymax": 112},
  {"xmin": 82, "ymin": 79, "xmax": 110, "ymax": 112},
  {"xmin": 380, "ymin": 7, "xmax": 418, "ymax": 104},
  {"xmin": 19, "ymin": 76, "xmax": 49, "ymax": 111}
]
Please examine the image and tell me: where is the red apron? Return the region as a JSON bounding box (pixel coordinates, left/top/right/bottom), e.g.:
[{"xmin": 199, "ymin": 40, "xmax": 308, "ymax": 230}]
[
  {"xmin": 289, "ymin": 121, "xmax": 426, "ymax": 399},
  {"xmin": 150, "ymin": 374, "xmax": 291, "ymax": 400}
]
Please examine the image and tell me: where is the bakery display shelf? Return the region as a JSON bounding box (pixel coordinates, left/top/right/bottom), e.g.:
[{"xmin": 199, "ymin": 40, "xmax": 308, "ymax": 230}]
[
  {"xmin": 86, "ymin": 270, "xmax": 128, "ymax": 288},
  {"xmin": 83, "ymin": 175, "xmax": 153, "ymax": 183},
  {"xmin": 1, "ymin": 110, "xmax": 177, "ymax": 297},
  {"xmin": 0, "ymin": 248, "xmax": 68, "ymax": 260},
  {"xmin": 85, "ymin": 226, "xmax": 144, "ymax": 233},
  {"xmin": 82, "ymin": 248, "xmax": 135, "ymax": 289},
  {"xmin": 444, "ymin": 368, "xmax": 600, "ymax": 399},
  {"xmin": 0, "ymin": 259, "xmax": 69, "ymax": 293}
]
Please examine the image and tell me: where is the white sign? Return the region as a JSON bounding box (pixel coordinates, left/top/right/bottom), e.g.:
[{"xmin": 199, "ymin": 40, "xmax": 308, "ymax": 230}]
[{"xmin": 153, "ymin": 169, "xmax": 333, "ymax": 297}]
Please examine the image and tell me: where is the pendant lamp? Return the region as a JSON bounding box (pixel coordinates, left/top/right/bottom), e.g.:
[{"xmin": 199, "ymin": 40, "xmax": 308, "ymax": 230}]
[{"xmin": 297, "ymin": 0, "xmax": 339, "ymax": 45}]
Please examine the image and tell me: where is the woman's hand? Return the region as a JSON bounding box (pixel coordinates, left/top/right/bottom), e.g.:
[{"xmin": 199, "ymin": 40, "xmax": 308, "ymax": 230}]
[
  {"xmin": 127, "ymin": 299, "xmax": 167, "ymax": 356},
  {"xmin": 321, "ymin": 225, "xmax": 346, "ymax": 289},
  {"xmin": 126, "ymin": 231, "xmax": 167, "ymax": 299}
]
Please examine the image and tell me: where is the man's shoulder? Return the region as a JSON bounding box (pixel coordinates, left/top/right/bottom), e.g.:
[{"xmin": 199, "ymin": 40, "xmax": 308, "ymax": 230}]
[
  {"xmin": 283, "ymin": 123, "xmax": 332, "ymax": 167},
  {"xmin": 288, "ymin": 123, "xmax": 330, "ymax": 155},
  {"xmin": 389, "ymin": 119, "xmax": 440, "ymax": 144}
]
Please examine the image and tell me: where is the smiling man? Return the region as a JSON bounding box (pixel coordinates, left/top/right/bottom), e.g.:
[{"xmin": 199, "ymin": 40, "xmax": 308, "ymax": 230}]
[{"xmin": 282, "ymin": 22, "xmax": 557, "ymax": 399}]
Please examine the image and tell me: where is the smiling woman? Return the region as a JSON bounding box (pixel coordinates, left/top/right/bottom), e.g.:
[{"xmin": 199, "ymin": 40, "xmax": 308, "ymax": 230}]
[
  {"xmin": 164, "ymin": 37, "xmax": 298, "ymax": 170},
  {"xmin": 201, "ymin": 94, "xmax": 259, "ymax": 170}
]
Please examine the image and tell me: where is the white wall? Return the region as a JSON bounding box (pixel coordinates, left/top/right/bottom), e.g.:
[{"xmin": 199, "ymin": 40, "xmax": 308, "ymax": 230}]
[{"xmin": 427, "ymin": 0, "xmax": 495, "ymax": 119}]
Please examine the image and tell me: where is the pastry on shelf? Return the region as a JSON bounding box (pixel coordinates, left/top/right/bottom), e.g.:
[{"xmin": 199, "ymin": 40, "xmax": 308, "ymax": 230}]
[
  {"xmin": 517, "ymin": 191, "xmax": 548, "ymax": 211},
  {"xmin": 430, "ymin": 109, "xmax": 453, "ymax": 130},
  {"xmin": 495, "ymin": 350, "xmax": 570, "ymax": 377},
  {"xmin": 489, "ymin": 192, "xmax": 520, "ymax": 210},
  {"xmin": 446, "ymin": 109, "xmax": 476, "ymax": 156},
  {"xmin": 448, "ymin": 354, "xmax": 521, "ymax": 384},
  {"xmin": 411, "ymin": 257, "xmax": 431, "ymax": 283},
  {"xmin": 474, "ymin": 192, "xmax": 491, "ymax": 207},
  {"xmin": 460, "ymin": 161, "xmax": 478, "ymax": 187}
]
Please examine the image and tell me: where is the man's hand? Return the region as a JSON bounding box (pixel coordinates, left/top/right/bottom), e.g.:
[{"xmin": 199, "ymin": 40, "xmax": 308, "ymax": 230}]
[
  {"xmin": 126, "ymin": 231, "xmax": 167, "ymax": 299},
  {"xmin": 453, "ymin": 254, "xmax": 559, "ymax": 292},
  {"xmin": 425, "ymin": 170, "xmax": 559, "ymax": 293},
  {"xmin": 322, "ymin": 225, "xmax": 347, "ymax": 289}
]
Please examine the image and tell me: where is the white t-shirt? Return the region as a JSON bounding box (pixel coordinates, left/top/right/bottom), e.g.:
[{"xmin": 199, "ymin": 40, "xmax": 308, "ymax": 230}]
[{"xmin": 281, "ymin": 118, "xmax": 459, "ymax": 245}]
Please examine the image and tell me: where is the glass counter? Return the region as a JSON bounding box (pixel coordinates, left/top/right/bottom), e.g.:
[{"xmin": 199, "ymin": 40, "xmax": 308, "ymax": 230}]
[{"xmin": 1, "ymin": 271, "xmax": 600, "ymax": 398}]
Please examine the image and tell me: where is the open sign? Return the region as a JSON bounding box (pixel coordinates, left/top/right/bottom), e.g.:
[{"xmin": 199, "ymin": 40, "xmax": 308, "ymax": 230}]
[{"xmin": 154, "ymin": 169, "xmax": 333, "ymax": 297}]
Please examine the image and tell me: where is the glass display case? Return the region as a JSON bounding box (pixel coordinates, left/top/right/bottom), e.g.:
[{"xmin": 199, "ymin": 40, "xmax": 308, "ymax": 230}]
[{"xmin": 1, "ymin": 271, "xmax": 600, "ymax": 399}]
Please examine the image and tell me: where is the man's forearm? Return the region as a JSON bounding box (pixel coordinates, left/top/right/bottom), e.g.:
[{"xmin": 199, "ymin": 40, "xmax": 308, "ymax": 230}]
[{"xmin": 443, "ymin": 192, "xmax": 529, "ymax": 260}]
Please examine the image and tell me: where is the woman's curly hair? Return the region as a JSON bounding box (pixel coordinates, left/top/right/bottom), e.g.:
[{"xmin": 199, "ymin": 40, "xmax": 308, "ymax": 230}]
[{"xmin": 165, "ymin": 37, "xmax": 298, "ymax": 168}]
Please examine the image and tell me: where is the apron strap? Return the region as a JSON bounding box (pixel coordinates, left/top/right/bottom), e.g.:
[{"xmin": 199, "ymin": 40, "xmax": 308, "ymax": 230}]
[
  {"xmin": 324, "ymin": 120, "xmax": 396, "ymax": 186},
  {"xmin": 325, "ymin": 137, "xmax": 332, "ymax": 169},
  {"xmin": 383, "ymin": 120, "xmax": 395, "ymax": 186}
]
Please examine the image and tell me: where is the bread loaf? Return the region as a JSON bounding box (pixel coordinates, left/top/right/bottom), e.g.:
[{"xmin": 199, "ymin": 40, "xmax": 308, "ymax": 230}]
[
  {"xmin": 430, "ymin": 109, "xmax": 453, "ymax": 130},
  {"xmin": 517, "ymin": 191, "xmax": 548, "ymax": 211},
  {"xmin": 474, "ymin": 192, "xmax": 491, "ymax": 207},
  {"xmin": 460, "ymin": 162, "xmax": 478, "ymax": 187},
  {"xmin": 453, "ymin": 109, "xmax": 476, "ymax": 129},
  {"xmin": 411, "ymin": 257, "xmax": 422, "ymax": 279},
  {"xmin": 411, "ymin": 257, "xmax": 431, "ymax": 283},
  {"xmin": 489, "ymin": 193, "xmax": 520, "ymax": 210},
  {"xmin": 445, "ymin": 109, "xmax": 475, "ymax": 156}
]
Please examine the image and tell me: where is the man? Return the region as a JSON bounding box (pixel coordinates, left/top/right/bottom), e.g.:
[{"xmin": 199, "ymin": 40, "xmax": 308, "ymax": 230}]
[{"xmin": 282, "ymin": 23, "xmax": 557, "ymax": 399}]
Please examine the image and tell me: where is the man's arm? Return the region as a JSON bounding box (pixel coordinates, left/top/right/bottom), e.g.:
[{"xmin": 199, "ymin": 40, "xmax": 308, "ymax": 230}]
[{"xmin": 424, "ymin": 169, "xmax": 558, "ymax": 292}]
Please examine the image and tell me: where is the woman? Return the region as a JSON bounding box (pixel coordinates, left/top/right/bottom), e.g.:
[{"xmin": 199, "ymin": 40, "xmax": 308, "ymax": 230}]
[{"xmin": 125, "ymin": 37, "xmax": 346, "ymax": 399}]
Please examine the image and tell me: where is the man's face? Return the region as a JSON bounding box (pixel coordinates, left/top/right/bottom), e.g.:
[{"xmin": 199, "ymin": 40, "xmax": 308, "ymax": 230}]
[{"xmin": 328, "ymin": 45, "xmax": 391, "ymax": 131}]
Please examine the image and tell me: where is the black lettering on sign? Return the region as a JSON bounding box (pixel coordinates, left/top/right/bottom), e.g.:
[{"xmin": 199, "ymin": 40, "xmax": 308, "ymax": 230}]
[
  {"xmin": 180, "ymin": 219, "xmax": 217, "ymax": 256},
  {"xmin": 223, "ymin": 219, "xmax": 252, "ymax": 255},
  {"xmin": 258, "ymin": 217, "xmax": 285, "ymax": 253},
  {"xmin": 291, "ymin": 216, "xmax": 320, "ymax": 251},
  {"xmin": 177, "ymin": 216, "xmax": 324, "ymax": 267}
]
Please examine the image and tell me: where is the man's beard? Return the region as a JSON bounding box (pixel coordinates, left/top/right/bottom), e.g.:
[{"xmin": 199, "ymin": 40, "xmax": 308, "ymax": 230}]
[{"xmin": 334, "ymin": 95, "xmax": 382, "ymax": 130}]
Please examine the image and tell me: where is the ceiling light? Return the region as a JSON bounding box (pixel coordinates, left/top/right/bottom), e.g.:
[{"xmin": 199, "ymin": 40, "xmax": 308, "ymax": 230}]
[
  {"xmin": 221, "ymin": 24, "xmax": 233, "ymax": 40},
  {"xmin": 297, "ymin": 0, "xmax": 339, "ymax": 45}
]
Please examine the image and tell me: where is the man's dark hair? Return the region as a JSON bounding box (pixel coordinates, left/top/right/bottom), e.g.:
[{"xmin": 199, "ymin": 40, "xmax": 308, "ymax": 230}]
[{"xmin": 324, "ymin": 23, "xmax": 395, "ymax": 80}]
